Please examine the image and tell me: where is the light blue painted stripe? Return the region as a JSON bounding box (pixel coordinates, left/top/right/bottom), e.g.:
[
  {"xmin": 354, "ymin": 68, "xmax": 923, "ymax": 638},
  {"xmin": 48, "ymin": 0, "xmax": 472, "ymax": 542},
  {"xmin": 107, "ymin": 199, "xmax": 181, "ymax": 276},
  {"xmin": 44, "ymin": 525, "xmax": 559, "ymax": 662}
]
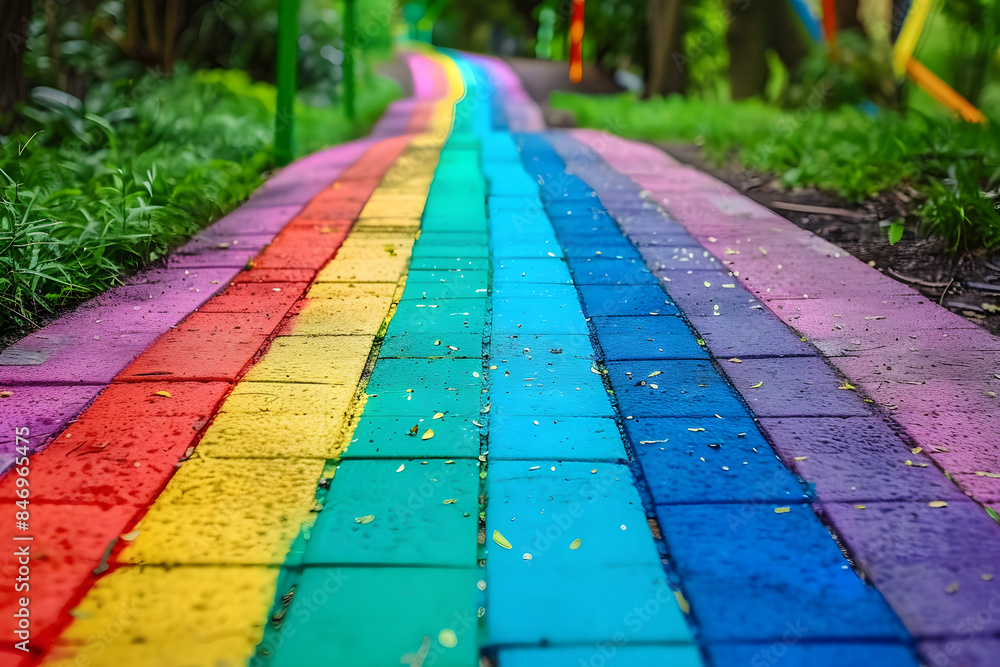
[{"xmin": 451, "ymin": 58, "xmax": 700, "ymax": 665}]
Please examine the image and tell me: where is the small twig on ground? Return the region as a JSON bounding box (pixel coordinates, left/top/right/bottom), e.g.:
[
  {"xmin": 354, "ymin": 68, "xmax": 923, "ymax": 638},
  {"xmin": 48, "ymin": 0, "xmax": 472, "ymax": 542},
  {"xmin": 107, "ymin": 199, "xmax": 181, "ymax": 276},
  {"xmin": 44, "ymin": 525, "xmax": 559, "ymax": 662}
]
[
  {"xmin": 770, "ymin": 201, "xmax": 869, "ymax": 219},
  {"xmin": 887, "ymin": 268, "xmax": 952, "ymax": 289},
  {"xmin": 939, "ymin": 278, "xmax": 955, "ymax": 306}
]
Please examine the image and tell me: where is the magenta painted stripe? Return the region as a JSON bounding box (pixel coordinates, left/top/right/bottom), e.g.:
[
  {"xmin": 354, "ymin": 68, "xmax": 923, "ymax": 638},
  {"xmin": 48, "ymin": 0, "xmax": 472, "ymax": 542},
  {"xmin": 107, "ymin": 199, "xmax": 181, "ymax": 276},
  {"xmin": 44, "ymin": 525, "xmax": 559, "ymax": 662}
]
[
  {"xmin": 569, "ymin": 128, "xmax": 1000, "ymax": 504},
  {"xmin": 404, "ymin": 52, "xmax": 447, "ymax": 101}
]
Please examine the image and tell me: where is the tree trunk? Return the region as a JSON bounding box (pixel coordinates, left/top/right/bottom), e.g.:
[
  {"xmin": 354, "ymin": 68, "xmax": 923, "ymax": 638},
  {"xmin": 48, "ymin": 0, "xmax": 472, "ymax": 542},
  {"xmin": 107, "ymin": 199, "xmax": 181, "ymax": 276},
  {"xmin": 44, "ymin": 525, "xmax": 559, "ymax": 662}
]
[
  {"xmin": 1, "ymin": 0, "xmax": 32, "ymax": 132},
  {"xmin": 646, "ymin": 0, "xmax": 687, "ymax": 97},
  {"xmin": 836, "ymin": 0, "xmax": 863, "ymax": 33},
  {"xmin": 728, "ymin": 0, "xmax": 809, "ymax": 99}
]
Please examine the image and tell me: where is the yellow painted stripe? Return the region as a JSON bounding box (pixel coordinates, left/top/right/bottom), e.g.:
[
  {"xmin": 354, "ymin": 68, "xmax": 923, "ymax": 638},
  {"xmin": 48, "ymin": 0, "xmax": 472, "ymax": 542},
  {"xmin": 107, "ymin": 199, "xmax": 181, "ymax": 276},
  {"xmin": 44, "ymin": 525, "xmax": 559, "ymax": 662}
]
[
  {"xmin": 893, "ymin": 0, "xmax": 934, "ymax": 75},
  {"xmin": 43, "ymin": 52, "xmax": 467, "ymax": 667}
]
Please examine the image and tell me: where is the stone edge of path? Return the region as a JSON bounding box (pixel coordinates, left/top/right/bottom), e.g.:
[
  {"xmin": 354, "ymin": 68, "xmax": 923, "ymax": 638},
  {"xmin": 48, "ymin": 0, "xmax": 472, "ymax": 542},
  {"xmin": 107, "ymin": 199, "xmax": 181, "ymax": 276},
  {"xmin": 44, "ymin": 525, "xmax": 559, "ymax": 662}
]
[
  {"xmin": 567, "ymin": 128, "xmax": 1000, "ymax": 508},
  {"xmin": 0, "ymin": 58, "xmax": 438, "ymax": 472}
]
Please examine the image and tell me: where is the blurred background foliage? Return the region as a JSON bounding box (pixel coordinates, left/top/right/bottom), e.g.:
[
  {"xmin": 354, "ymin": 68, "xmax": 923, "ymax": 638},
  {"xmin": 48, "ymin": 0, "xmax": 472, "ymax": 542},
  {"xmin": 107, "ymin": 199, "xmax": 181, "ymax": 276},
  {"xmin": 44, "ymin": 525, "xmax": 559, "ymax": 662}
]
[{"xmin": 2, "ymin": 0, "xmax": 1000, "ymax": 333}]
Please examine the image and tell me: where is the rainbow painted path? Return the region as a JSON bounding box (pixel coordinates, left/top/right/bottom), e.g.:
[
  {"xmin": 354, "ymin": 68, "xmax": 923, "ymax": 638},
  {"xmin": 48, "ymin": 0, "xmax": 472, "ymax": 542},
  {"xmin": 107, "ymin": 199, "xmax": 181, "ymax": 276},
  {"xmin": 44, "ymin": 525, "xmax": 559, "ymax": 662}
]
[{"xmin": 1, "ymin": 49, "xmax": 999, "ymax": 667}]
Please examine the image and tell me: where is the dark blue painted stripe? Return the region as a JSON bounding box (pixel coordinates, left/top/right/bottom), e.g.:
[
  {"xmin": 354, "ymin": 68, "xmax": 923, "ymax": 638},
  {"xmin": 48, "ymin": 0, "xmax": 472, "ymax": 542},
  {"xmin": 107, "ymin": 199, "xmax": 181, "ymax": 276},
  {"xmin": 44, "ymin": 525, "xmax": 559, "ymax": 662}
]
[{"xmin": 515, "ymin": 132, "xmax": 918, "ymax": 665}]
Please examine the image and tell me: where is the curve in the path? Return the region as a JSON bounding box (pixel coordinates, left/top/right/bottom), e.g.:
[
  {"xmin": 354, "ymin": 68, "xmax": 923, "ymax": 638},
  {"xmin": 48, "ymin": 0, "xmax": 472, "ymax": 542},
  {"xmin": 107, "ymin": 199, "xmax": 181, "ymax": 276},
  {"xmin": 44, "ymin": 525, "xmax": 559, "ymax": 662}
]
[{"xmin": 3, "ymin": 47, "xmax": 998, "ymax": 667}]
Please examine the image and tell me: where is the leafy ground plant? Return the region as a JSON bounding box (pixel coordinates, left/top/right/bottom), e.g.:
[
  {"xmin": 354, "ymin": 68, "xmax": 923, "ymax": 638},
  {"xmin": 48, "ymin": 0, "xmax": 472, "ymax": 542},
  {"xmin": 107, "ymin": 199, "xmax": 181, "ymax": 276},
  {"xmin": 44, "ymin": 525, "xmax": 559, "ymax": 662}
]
[
  {"xmin": 0, "ymin": 67, "xmax": 398, "ymax": 333},
  {"xmin": 551, "ymin": 91, "xmax": 1000, "ymax": 252}
]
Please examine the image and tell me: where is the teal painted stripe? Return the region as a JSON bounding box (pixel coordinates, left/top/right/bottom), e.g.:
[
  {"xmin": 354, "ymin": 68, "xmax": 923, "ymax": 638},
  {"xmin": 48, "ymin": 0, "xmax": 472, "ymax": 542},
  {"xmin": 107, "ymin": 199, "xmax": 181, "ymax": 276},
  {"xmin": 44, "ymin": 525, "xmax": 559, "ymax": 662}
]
[
  {"xmin": 252, "ymin": 74, "xmax": 489, "ymax": 667},
  {"xmin": 453, "ymin": 56, "xmax": 701, "ymax": 665}
]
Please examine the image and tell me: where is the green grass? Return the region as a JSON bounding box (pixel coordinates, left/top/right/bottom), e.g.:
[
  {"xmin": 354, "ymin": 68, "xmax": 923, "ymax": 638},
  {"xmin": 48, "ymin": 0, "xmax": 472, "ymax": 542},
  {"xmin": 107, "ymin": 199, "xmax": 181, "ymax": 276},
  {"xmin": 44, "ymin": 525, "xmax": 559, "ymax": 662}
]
[
  {"xmin": 0, "ymin": 67, "xmax": 399, "ymax": 332},
  {"xmin": 553, "ymin": 91, "xmax": 1000, "ymax": 252}
]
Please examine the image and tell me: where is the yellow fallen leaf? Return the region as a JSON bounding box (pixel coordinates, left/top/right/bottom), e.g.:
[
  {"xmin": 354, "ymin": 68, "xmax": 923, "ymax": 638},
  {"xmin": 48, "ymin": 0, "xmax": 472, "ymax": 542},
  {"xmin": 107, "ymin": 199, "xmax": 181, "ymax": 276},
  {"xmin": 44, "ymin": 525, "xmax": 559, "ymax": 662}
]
[
  {"xmin": 928, "ymin": 501, "xmax": 948, "ymax": 508},
  {"xmin": 433, "ymin": 412, "xmax": 444, "ymax": 419},
  {"xmin": 492, "ymin": 530, "xmax": 512, "ymax": 549},
  {"xmin": 728, "ymin": 358, "xmax": 742, "ymax": 363},
  {"xmin": 855, "ymin": 504, "xmax": 866, "ymax": 510},
  {"xmin": 422, "ymin": 429, "xmax": 434, "ymax": 440},
  {"xmin": 396, "ymin": 464, "xmax": 405, "ymax": 473},
  {"xmin": 759, "ymin": 246, "xmax": 768, "ymax": 256},
  {"xmin": 674, "ymin": 590, "xmax": 690, "ymax": 614},
  {"xmin": 794, "ymin": 456, "xmax": 808, "ymax": 461},
  {"xmin": 121, "ymin": 529, "xmax": 140, "ymax": 541},
  {"xmin": 750, "ymin": 381, "xmax": 763, "ymax": 388},
  {"xmin": 975, "ymin": 471, "xmax": 1000, "ymax": 478},
  {"xmin": 982, "ymin": 574, "xmax": 994, "ymax": 581},
  {"xmin": 946, "ymin": 582, "xmax": 959, "ymax": 594},
  {"xmin": 838, "ymin": 382, "xmax": 855, "ymax": 390},
  {"xmin": 443, "ymin": 499, "xmax": 457, "ymax": 504},
  {"xmin": 355, "ymin": 515, "xmax": 375, "ymax": 524},
  {"xmin": 569, "ymin": 538, "xmax": 582, "ymax": 550},
  {"xmin": 647, "ymin": 371, "xmax": 663, "ymax": 377},
  {"xmin": 154, "ymin": 391, "xmax": 172, "ymax": 398},
  {"xmin": 774, "ymin": 507, "xmax": 791, "ymax": 514},
  {"xmin": 438, "ymin": 629, "xmax": 458, "ymax": 648}
]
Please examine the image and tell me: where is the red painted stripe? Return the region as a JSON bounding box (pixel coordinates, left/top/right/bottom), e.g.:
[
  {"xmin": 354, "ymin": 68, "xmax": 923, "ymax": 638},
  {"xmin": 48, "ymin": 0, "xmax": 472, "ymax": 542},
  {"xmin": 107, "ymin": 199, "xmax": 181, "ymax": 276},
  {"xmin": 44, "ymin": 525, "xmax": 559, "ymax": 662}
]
[{"xmin": 0, "ymin": 133, "xmax": 416, "ymax": 653}]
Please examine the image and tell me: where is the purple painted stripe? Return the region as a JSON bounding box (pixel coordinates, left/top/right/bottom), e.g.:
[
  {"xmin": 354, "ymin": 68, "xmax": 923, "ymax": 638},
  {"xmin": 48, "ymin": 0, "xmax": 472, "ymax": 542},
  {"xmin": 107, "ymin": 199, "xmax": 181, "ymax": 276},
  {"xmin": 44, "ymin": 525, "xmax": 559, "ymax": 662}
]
[
  {"xmin": 568, "ymin": 129, "xmax": 1000, "ymax": 501},
  {"xmin": 547, "ymin": 130, "xmax": 1000, "ymax": 663}
]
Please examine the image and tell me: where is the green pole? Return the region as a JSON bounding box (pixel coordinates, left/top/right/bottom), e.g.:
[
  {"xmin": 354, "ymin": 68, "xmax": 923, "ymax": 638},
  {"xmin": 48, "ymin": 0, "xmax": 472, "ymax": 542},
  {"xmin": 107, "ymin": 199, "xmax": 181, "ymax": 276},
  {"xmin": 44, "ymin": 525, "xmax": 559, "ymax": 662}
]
[
  {"xmin": 344, "ymin": 0, "xmax": 356, "ymax": 121},
  {"xmin": 275, "ymin": 0, "xmax": 299, "ymax": 165}
]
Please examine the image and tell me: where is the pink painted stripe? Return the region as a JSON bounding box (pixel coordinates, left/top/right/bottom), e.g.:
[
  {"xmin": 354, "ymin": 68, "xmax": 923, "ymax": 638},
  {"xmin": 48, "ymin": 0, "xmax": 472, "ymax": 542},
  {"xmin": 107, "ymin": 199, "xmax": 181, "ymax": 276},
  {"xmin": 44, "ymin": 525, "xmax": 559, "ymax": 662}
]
[
  {"xmin": 569, "ymin": 128, "xmax": 1000, "ymax": 505},
  {"xmin": 0, "ymin": 61, "xmax": 439, "ymax": 473},
  {"xmin": 404, "ymin": 52, "xmax": 449, "ymax": 101},
  {"xmin": 0, "ymin": 143, "xmax": 366, "ymax": 472}
]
